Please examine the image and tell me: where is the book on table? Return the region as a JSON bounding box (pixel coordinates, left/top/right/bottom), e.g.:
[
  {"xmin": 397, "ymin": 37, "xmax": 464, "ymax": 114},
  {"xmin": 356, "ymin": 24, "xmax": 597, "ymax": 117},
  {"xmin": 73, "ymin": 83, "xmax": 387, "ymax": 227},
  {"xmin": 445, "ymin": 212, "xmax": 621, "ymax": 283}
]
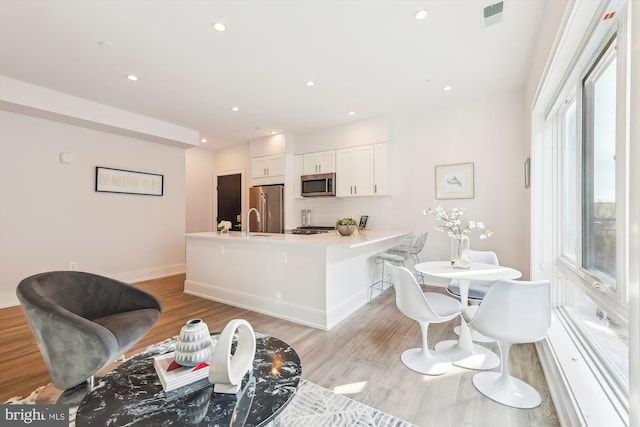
[{"xmin": 153, "ymin": 351, "xmax": 211, "ymax": 392}]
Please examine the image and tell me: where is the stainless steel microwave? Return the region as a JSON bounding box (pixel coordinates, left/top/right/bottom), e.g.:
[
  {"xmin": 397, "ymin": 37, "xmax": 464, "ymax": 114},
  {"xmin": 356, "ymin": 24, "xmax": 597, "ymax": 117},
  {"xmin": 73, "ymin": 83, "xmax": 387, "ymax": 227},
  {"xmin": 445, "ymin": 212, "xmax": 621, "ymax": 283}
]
[{"xmin": 300, "ymin": 173, "xmax": 336, "ymax": 197}]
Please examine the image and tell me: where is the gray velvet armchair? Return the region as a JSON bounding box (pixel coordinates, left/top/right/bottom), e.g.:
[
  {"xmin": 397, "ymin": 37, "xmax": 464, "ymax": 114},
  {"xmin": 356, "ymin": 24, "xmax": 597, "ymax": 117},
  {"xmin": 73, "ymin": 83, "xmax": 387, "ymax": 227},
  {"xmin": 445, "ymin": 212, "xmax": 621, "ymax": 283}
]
[{"xmin": 16, "ymin": 271, "xmax": 162, "ymax": 390}]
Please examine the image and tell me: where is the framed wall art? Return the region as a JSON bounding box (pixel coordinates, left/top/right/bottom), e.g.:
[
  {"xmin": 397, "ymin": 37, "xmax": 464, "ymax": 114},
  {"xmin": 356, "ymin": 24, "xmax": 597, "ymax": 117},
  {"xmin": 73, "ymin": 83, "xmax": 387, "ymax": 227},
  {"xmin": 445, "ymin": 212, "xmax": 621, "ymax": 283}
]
[
  {"xmin": 95, "ymin": 167, "xmax": 164, "ymax": 196},
  {"xmin": 435, "ymin": 162, "xmax": 474, "ymax": 199}
]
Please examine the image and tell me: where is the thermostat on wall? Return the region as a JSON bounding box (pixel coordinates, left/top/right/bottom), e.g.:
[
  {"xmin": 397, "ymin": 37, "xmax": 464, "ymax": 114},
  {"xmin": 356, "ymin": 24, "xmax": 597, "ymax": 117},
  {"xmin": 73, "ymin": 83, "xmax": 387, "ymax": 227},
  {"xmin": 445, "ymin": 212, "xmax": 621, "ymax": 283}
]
[{"xmin": 59, "ymin": 152, "xmax": 73, "ymax": 164}]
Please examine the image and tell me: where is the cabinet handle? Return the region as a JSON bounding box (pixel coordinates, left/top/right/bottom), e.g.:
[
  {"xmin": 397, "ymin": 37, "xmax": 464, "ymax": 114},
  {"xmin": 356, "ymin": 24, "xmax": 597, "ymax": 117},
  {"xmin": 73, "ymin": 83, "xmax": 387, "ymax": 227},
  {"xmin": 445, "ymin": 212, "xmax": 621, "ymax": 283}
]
[
  {"xmin": 375, "ymin": 184, "xmax": 377, "ymax": 193},
  {"xmin": 350, "ymin": 186, "xmax": 353, "ymax": 194},
  {"xmin": 354, "ymin": 186, "xmax": 357, "ymax": 195},
  {"xmin": 318, "ymin": 165, "xmax": 321, "ymax": 173}
]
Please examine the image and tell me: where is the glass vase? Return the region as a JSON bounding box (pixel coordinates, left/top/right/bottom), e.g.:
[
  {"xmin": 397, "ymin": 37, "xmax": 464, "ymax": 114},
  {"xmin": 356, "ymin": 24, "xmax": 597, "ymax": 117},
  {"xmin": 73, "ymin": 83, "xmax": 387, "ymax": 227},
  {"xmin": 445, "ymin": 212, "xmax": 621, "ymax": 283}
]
[{"xmin": 450, "ymin": 235, "xmax": 471, "ymax": 269}]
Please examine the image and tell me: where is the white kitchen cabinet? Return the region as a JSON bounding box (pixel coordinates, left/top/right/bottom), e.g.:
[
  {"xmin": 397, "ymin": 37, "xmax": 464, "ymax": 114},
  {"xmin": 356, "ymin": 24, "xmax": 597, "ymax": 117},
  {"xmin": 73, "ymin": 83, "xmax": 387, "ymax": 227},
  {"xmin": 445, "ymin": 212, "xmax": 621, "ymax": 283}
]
[
  {"xmin": 373, "ymin": 142, "xmax": 388, "ymax": 195},
  {"xmin": 302, "ymin": 150, "xmax": 336, "ymax": 175},
  {"xmin": 252, "ymin": 154, "xmax": 284, "ymax": 179},
  {"xmin": 294, "ymin": 154, "xmax": 304, "ymax": 198},
  {"xmin": 336, "ymin": 145, "xmax": 375, "ymax": 197}
]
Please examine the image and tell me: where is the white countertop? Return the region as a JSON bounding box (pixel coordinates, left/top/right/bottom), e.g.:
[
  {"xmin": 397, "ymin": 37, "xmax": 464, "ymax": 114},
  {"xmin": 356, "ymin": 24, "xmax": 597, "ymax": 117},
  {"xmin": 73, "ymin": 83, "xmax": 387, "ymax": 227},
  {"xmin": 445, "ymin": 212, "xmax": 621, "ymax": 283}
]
[{"xmin": 185, "ymin": 230, "xmax": 410, "ymax": 249}]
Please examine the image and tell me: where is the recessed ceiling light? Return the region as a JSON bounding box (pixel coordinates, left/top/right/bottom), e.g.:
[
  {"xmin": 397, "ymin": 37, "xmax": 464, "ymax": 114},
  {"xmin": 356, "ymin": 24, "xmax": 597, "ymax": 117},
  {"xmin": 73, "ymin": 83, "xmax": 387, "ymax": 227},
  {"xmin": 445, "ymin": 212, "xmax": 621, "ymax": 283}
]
[
  {"xmin": 414, "ymin": 9, "xmax": 428, "ymax": 20},
  {"xmin": 348, "ymin": 111, "xmax": 356, "ymax": 116},
  {"xmin": 126, "ymin": 74, "xmax": 138, "ymax": 81},
  {"xmin": 270, "ymin": 131, "xmax": 277, "ymax": 135},
  {"xmin": 231, "ymin": 106, "xmax": 239, "ymax": 112},
  {"xmin": 305, "ymin": 80, "xmax": 315, "ymax": 87},
  {"xmin": 201, "ymin": 138, "xmax": 207, "ymax": 143},
  {"xmin": 443, "ymin": 85, "xmax": 453, "ymax": 91},
  {"xmin": 212, "ymin": 22, "xmax": 226, "ymax": 32}
]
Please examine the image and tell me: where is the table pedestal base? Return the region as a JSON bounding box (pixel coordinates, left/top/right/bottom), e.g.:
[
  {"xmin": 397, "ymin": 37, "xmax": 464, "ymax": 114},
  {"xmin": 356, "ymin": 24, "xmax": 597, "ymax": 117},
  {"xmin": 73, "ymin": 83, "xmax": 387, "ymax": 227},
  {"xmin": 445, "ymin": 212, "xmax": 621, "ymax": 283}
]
[
  {"xmin": 434, "ymin": 340, "xmax": 499, "ymax": 370},
  {"xmin": 401, "ymin": 348, "xmax": 452, "ymax": 376},
  {"xmin": 453, "ymin": 325, "xmax": 496, "ymax": 343}
]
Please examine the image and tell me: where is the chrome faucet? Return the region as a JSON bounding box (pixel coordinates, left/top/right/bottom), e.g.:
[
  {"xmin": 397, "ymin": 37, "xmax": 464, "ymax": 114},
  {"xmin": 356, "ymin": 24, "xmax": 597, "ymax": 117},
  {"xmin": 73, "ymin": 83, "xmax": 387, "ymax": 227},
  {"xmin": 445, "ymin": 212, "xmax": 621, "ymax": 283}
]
[{"xmin": 246, "ymin": 208, "xmax": 261, "ymax": 237}]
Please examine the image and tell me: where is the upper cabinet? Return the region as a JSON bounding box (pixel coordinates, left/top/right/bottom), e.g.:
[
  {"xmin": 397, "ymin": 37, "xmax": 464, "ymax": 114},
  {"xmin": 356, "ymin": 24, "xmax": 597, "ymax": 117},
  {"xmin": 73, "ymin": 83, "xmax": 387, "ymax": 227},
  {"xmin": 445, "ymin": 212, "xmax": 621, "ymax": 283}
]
[
  {"xmin": 336, "ymin": 145, "xmax": 374, "ymax": 197},
  {"xmin": 252, "ymin": 154, "xmax": 284, "ymax": 179},
  {"xmin": 302, "ymin": 150, "xmax": 336, "ymax": 175},
  {"xmin": 250, "ymin": 133, "xmax": 294, "ymax": 186},
  {"xmin": 373, "ymin": 143, "xmax": 388, "ymax": 196},
  {"xmin": 336, "ymin": 143, "xmax": 387, "ymax": 197}
]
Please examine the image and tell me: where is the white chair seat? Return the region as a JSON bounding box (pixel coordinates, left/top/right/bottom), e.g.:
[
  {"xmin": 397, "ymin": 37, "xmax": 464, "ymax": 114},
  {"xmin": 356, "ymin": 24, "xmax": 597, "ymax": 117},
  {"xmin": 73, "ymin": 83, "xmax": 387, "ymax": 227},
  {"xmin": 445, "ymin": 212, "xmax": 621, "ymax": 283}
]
[
  {"xmin": 376, "ymin": 252, "xmax": 407, "ymax": 263},
  {"xmin": 424, "ymin": 292, "xmax": 462, "ymax": 318}
]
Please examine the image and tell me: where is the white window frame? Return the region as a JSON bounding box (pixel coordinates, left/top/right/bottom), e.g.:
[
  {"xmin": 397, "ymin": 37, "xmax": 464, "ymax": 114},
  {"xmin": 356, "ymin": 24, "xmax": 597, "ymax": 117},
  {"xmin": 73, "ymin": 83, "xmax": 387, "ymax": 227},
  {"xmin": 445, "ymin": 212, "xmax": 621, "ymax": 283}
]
[{"xmin": 530, "ymin": 0, "xmax": 636, "ymax": 425}]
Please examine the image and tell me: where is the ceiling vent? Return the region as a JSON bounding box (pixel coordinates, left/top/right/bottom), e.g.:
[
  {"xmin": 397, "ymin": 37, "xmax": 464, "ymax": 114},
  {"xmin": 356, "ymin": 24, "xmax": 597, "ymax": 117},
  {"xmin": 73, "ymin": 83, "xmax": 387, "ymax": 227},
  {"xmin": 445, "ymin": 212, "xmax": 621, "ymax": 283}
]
[{"xmin": 483, "ymin": 1, "xmax": 504, "ymax": 27}]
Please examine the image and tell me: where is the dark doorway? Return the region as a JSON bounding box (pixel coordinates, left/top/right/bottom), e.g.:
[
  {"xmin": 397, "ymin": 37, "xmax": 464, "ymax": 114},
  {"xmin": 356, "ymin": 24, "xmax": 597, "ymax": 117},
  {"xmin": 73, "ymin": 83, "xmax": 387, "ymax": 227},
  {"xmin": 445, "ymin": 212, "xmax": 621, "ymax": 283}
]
[{"xmin": 217, "ymin": 173, "xmax": 242, "ymax": 231}]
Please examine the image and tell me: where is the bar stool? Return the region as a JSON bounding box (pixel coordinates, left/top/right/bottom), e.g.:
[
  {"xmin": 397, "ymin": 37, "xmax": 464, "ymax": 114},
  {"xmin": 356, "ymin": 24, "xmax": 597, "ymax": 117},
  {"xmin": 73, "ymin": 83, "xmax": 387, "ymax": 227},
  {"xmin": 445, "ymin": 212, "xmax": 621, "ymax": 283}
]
[
  {"xmin": 369, "ymin": 251, "xmax": 407, "ymax": 302},
  {"xmin": 369, "ymin": 233, "xmax": 429, "ymax": 302},
  {"xmin": 388, "ymin": 232, "xmax": 428, "ymax": 284}
]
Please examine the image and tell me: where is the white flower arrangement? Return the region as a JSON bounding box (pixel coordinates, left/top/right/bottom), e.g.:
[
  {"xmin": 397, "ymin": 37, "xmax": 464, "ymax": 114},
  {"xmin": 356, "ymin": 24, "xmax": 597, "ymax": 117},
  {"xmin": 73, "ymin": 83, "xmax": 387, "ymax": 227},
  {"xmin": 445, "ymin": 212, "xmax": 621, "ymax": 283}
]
[
  {"xmin": 423, "ymin": 206, "xmax": 493, "ymax": 241},
  {"xmin": 217, "ymin": 220, "xmax": 232, "ymax": 232}
]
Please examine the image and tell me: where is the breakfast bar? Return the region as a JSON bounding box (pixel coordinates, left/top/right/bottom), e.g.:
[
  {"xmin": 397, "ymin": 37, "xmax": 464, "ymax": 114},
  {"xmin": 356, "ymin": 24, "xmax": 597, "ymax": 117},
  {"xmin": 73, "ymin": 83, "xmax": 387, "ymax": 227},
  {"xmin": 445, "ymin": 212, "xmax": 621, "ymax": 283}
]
[{"xmin": 184, "ymin": 230, "xmax": 409, "ymax": 330}]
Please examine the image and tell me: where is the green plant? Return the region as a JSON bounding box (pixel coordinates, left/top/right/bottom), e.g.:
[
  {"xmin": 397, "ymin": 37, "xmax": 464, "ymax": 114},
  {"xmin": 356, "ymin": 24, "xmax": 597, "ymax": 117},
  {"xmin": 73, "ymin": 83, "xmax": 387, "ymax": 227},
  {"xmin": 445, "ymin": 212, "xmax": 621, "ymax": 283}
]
[{"xmin": 335, "ymin": 217, "xmax": 358, "ymax": 226}]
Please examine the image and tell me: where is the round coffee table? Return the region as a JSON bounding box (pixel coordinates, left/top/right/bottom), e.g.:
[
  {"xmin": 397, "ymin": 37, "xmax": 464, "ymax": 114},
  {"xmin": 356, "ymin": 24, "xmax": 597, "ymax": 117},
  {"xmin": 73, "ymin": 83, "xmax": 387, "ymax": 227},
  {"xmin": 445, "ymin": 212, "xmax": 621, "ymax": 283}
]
[{"xmin": 75, "ymin": 333, "xmax": 301, "ymax": 426}]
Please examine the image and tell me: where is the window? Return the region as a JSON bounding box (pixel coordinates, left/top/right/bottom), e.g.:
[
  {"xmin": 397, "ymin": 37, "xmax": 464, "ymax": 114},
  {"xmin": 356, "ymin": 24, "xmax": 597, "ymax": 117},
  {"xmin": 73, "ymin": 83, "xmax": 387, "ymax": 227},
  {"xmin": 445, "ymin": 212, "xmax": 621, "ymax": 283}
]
[
  {"xmin": 553, "ymin": 14, "xmax": 629, "ymax": 408},
  {"xmin": 562, "ymin": 99, "xmax": 577, "ymax": 262},
  {"xmin": 533, "ymin": 1, "xmax": 633, "ymax": 422},
  {"xmin": 582, "ymin": 39, "xmax": 618, "ymax": 285}
]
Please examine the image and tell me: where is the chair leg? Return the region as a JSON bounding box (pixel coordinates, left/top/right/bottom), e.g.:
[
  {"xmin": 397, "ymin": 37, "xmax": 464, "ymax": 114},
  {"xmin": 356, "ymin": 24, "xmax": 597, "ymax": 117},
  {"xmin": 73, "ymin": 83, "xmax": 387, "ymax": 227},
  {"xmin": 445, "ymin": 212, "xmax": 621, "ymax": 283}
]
[
  {"xmin": 369, "ymin": 259, "xmax": 386, "ymax": 303},
  {"xmin": 400, "ymin": 321, "xmax": 452, "ymax": 376},
  {"xmin": 471, "ymin": 341, "xmax": 542, "ymax": 408},
  {"xmin": 369, "ymin": 258, "xmax": 394, "ymax": 302}
]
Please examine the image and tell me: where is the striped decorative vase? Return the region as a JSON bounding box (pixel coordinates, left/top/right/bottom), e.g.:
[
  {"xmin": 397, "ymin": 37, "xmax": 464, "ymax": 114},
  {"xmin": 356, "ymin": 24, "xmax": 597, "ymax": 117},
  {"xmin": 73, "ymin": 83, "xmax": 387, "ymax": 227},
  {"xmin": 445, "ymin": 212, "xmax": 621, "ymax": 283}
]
[{"xmin": 175, "ymin": 318, "xmax": 214, "ymax": 367}]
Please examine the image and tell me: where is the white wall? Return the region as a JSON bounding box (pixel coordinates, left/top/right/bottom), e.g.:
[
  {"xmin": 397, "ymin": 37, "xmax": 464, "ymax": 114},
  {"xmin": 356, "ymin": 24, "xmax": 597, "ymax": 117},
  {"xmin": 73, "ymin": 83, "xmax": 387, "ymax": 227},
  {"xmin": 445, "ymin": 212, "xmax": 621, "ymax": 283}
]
[
  {"xmin": 0, "ymin": 111, "xmax": 187, "ymax": 307},
  {"xmin": 186, "ymin": 147, "xmax": 215, "ymax": 232},
  {"xmin": 293, "ymin": 88, "xmax": 530, "ymax": 278}
]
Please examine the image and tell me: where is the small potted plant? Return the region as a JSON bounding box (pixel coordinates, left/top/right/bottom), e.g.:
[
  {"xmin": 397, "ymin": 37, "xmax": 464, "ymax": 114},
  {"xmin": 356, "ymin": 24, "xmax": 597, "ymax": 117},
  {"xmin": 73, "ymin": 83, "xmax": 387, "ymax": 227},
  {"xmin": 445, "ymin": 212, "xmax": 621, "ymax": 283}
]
[{"xmin": 335, "ymin": 217, "xmax": 358, "ymax": 236}]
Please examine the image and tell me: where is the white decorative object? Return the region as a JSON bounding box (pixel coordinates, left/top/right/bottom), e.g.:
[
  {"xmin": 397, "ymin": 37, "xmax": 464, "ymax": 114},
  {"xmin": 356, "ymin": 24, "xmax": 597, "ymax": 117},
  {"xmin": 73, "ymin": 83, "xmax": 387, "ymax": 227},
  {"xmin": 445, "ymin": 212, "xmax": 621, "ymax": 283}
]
[
  {"xmin": 209, "ymin": 319, "xmax": 256, "ymax": 394},
  {"xmin": 424, "ymin": 206, "xmax": 492, "ymax": 268},
  {"xmin": 175, "ymin": 318, "xmax": 214, "ymax": 367}
]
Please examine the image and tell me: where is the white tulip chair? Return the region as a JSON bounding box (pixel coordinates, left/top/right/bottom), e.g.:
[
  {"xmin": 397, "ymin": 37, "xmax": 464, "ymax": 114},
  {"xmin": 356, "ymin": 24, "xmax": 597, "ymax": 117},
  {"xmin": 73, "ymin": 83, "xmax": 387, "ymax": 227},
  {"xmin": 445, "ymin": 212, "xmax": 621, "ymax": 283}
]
[
  {"xmin": 388, "ymin": 263, "xmax": 461, "ymax": 376},
  {"xmin": 463, "ymin": 279, "xmax": 551, "ymax": 408}
]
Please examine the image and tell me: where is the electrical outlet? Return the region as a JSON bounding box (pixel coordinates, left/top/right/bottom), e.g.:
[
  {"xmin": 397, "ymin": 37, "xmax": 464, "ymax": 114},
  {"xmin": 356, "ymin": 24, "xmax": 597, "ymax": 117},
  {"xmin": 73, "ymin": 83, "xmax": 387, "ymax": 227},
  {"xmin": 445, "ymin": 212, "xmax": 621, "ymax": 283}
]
[{"xmin": 69, "ymin": 262, "xmax": 79, "ymax": 270}]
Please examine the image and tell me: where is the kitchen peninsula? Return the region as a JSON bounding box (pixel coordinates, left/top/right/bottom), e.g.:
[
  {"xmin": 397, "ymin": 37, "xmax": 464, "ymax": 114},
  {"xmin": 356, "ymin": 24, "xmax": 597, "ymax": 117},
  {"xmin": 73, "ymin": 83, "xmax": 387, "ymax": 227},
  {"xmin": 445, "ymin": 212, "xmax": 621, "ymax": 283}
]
[{"xmin": 184, "ymin": 230, "xmax": 409, "ymax": 330}]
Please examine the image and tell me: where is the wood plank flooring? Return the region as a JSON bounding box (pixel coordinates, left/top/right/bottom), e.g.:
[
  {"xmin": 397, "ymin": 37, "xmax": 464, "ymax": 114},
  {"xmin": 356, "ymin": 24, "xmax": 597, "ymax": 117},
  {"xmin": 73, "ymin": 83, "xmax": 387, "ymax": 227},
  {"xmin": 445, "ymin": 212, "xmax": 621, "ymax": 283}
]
[{"xmin": 0, "ymin": 274, "xmax": 559, "ymax": 426}]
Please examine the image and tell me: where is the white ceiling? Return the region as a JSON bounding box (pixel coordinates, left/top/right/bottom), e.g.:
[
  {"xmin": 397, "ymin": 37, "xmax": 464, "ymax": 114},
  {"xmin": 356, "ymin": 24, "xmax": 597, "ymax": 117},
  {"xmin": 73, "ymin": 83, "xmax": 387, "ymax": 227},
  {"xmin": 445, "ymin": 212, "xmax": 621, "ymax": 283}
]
[{"xmin": 0, "ymin": 1, "xmax": 545, "ymax": 150}]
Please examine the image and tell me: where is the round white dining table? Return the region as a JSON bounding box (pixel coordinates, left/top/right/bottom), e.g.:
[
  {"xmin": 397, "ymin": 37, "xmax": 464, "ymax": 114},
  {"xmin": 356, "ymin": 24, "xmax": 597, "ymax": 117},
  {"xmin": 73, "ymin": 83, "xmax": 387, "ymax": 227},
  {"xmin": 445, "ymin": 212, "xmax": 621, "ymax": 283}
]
[{"xmin": 414, "ymin": 261, "xmax": 522, "ymax": 370}]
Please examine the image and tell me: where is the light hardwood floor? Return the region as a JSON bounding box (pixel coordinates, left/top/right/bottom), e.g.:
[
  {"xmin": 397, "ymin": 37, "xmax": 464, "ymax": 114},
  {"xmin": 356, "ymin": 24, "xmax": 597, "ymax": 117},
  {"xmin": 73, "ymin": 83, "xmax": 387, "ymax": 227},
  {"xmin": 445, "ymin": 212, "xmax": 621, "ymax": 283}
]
[{"xmin": 1, "ymin": 274, "xmax": 559, "ymax": 426}]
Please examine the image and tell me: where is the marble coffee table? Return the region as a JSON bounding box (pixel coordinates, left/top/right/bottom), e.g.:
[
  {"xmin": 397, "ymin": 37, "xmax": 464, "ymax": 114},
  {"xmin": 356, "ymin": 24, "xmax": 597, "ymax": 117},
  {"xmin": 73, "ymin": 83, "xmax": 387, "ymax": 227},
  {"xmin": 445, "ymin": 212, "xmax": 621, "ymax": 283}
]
[{"xmin": 75, "ymin": 332, "xmax": 301, "ymax": 426}]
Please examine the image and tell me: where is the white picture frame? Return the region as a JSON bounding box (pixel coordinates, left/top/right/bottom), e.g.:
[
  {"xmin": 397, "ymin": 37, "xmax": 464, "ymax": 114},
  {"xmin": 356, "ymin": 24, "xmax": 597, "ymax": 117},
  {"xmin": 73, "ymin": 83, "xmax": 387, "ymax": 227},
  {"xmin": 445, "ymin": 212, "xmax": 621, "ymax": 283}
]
[{"xmin": 435, "ymin": 162, "xmax": 474, "ymax": 199}]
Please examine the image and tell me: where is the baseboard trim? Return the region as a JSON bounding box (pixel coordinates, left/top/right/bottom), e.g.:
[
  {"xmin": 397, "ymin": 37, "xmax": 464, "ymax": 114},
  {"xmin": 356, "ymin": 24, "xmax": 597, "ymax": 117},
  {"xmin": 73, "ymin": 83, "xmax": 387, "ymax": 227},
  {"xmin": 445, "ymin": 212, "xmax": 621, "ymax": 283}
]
[
  {"xmin": 111, "ymin": 263, "xmax": 186, "ymax": 284},
  {"xmin": 184, "ymin": 279, "xmax": 328, "ymax": 331}
]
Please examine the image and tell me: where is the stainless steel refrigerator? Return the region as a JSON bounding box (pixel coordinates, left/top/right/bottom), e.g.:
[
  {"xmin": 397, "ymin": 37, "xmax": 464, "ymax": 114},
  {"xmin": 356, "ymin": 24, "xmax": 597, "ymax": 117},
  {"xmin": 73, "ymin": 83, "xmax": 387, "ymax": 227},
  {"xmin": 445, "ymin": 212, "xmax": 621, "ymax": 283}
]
[{"xmin": 249, "ymin": 185, "xmax": 284, "ymax": 233}]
